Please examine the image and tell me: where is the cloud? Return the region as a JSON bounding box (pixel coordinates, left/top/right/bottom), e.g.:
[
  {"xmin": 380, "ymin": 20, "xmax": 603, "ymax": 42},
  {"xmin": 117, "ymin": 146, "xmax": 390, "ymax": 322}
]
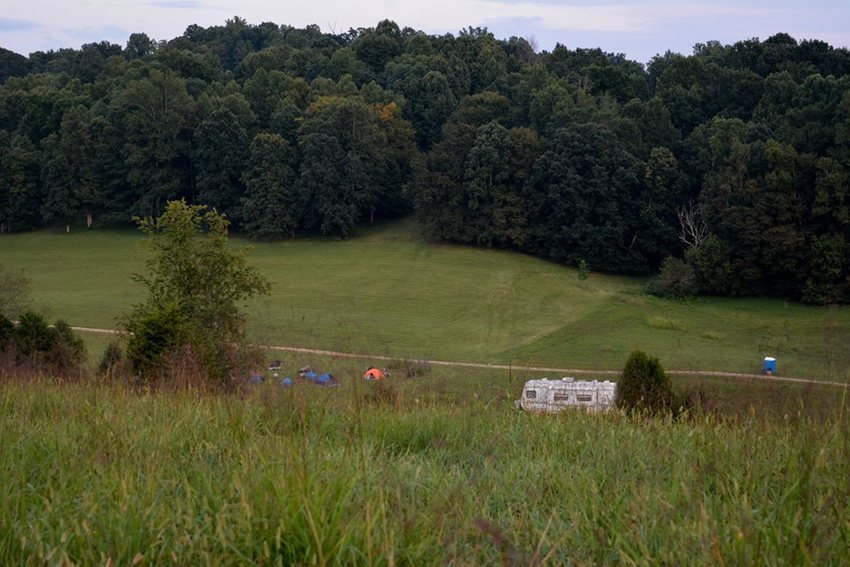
[
  {"xmin": 462, "ymin": 1, "xmax": 779, "ymax": 34},
  {"xmin": 148, "ymin": 1, "xmax": 209, "ymax": 8},
  {"xmin": 0, "ymin": 17, "xmax": 40, "ymax": 32},
  {"xmin": 61, "ymin": 24, "xmax": 130, "ymax": 40}
]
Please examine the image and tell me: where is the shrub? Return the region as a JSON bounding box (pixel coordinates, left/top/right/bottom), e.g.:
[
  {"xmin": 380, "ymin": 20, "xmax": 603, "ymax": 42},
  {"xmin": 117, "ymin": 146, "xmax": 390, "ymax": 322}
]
[
  {"xmin": 0, "ymin": 314, "xmax": 14, "ymax": 344},
  {"xmin": 4, "ymin": 312, "xmax": 85, "ymax": 379},
  {"xmin": 577, "ymin": 259, "xmax": 590, "ymax": 281},
  {"xmin": 0, "ymin": 266, "xmax": 31, "ymax": 319},
  {"xmin": 615, "ymin": 350, "xmax": 673, "ymax": 414},
  {"xmin": 125, "ymin": 303, "xmax": 188, "ymax": 381},
  {"xmin": 649, "ymin": 256, "xmax": 695, "ymax": 299},
  {"xmin": 98, "ymin": 340, "xmax": 125, "ymax": 378},
  {"xmin": 49, "ymin": 320, "xmax": 86, "ymax": 377},
  {"xmin": 14, "ymin": 312, "xmax": 55, "ymax": 357}
]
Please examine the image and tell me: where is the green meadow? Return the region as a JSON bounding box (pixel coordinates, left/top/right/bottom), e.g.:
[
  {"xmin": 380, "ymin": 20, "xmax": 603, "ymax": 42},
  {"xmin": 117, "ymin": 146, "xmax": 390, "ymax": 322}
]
[
  {"xmin": 1, "ymin": 377, "xmax": 847, "ymax": 565},
  {"xmin": 2, "ymin": 220, "xmax": 848, "ymax": 381},
  {"xmin": 3, "ymin": 222, "xmax": 850, "ymax": 564}
]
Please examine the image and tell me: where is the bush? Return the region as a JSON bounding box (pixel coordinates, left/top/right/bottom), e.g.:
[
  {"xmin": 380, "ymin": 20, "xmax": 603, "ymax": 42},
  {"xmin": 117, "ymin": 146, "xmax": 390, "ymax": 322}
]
[
  {"xmin": 577, "ymin": 259, "xmax": 590, "ymax": 281},
  {"xmin": 98, "ymin": 340, "xmax": 125, "ymax": 378},
  {"xmin": 49, "ymin": 320, "xmax": 86, "ymax": 376},
  {"xmin": 615, "ymin": 350, "xmax": 673, "ymax": 414},
  {"xmin": 648, "ymin": 256, "xmax": 695, "ymax": 299},
  {"xmin": 3, "ymin": 312, "xmax": 85, "ymax": 379},
  {"xmin": 124, "ymin": 201, "xmax": 270, "ymax": 387},
  {"xmin": 0, "ymin": 265, "xmax": 31, "ymax": 319},
  {"xmin": 0, "ymin": 314, "xmax": 14, "ymax": 344},
  {"xmin": 125, "ymin": 303, "xmax": 188, "ymax": 380}
]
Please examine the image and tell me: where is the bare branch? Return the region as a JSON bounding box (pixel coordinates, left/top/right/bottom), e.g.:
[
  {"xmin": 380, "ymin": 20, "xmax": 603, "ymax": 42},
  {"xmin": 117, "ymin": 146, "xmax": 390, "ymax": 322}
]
[{"xmin": 677, "ymin": 202, "xmax": 708, "ymax": 250}]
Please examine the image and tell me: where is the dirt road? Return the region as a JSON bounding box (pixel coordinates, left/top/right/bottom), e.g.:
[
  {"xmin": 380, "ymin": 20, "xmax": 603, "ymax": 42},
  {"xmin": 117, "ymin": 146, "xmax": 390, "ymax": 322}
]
[{"xmin": 71, "ymin": 325, "xmax": 848, "ymax": 389}]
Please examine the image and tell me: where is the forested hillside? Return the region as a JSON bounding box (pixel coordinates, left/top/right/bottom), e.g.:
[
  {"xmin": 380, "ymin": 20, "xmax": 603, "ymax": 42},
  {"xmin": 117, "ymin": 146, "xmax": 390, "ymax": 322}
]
[{"xmin": 2, "ymin": 18, "xmax": 850, "ymax": 302}]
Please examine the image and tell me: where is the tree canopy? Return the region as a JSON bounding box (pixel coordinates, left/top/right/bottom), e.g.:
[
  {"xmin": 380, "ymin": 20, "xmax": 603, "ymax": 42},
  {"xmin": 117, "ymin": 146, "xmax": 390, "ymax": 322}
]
[{"xmin": 2, "ymin": 20, "xmax": 850, "ymax": 302}]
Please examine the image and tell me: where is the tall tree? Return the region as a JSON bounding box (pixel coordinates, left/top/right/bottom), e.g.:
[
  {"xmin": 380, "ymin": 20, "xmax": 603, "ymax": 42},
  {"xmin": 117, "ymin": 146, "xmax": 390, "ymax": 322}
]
[
  {"xmin": 193, "ymin": 108, "xmax": 249, "ymax": 215},
  {"xmin": 241, "ymin": 133, "xmax": 301, "ymax": 238},
  {"xmin": 119, "ymin": 68, "xmax": 195, "ymax": 216}
]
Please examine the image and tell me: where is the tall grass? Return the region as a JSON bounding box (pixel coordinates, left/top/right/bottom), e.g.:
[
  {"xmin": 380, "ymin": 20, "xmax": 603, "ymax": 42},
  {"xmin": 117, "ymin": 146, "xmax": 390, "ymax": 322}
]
[{"xmin": 1, "ymin": 378, "xmax": 847, "ymax": 565}]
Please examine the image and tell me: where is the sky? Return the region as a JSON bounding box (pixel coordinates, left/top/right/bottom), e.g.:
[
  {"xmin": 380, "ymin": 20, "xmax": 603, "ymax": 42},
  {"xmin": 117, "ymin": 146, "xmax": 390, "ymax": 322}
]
[{"xmin": 2, "ymin": 0, "xmax": 850, "ymax": 64}]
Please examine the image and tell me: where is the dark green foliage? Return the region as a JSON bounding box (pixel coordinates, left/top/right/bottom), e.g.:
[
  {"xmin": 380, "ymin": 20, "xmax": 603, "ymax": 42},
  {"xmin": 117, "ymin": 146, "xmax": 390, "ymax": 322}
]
[
  {"xmin": 98, "ymin": 340, "xmax": 125, "ymax": 377},
  {"xmin": 650, "ymin": 256, "xmax": 696, "ymax": 299},
  {"xmin": 7, "ymin": 312, "xmax": 85, "ymax": 377},
  {"xmin": 13, "ymin": 312, "xmax": 55, "ymax": 357},
  {"xmin": 0, "ymin": 48, "xmax": 31, "ymax": 82},
  {"xmin": 2, "ymin": 21, "xmax": 850, "ymax": 301},
  {"xmin": 615, "ymin": 350, "xmax": 673, "ymax": 414},
  {"xmin": 0, "ymin": 313, "xmax": 14, "ymax": 345},
  {"xmin": 240, "ymin": 133, "xmax": 300, "ymax": 238},
  {"xmin": 125, "ymin": 303, "xmax": 187, "ymax": 378},
  {"xmin": 124, "ymin": 201, "xmax": 270, "ymax": 385},
  {"xmin": 802, "ymin": 234, "xmax": 848, "ymax": 304},
  {"xmin": 194, "ymin": 108, "xmax": 249, "ymax": 214},
  {"xmin": 0, "ymin": 265, "xmax": 31, "ymax": 319},
  {"xmin": 532, "ymin": 123, "xmax": 646, "ymax": 272}
]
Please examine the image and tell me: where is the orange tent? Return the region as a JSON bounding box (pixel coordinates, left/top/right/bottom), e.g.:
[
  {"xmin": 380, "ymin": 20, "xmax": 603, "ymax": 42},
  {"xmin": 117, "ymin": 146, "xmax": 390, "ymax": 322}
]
[{"xmin": 363, "ymin": 367, "xmax": 385, "ymax": 380}]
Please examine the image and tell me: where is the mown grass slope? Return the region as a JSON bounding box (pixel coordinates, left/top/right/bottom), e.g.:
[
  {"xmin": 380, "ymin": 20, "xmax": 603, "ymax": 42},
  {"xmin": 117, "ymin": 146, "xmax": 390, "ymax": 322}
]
[
  {"xmin": 0, "ymin": 380, "xmax": 847, "ymax": 565},
  {"xmin": 1, "ymin": 220, "xmax": 849, "ymax": 380}
]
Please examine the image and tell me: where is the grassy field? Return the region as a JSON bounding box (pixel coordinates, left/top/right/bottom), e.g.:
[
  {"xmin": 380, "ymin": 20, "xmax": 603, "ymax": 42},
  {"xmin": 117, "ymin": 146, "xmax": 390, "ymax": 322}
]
[
  {"xmin": 1, "ymin": 378, "xmax": 847, "ymax": 565},
  {"xmin": 2, "ymin": 220, "xmax": 850, "ymax": 381}
]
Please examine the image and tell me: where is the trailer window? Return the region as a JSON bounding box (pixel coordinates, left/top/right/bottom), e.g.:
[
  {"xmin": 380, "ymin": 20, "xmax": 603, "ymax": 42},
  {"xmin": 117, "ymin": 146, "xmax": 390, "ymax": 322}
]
[
  {"xmin": 553, "ymin": 392, "xmax": 569, "ymax": 402},
  {"xmin": 576, "ymin": 394, "xmax": 593, "ymax": 402},
  {"xmin": 525, "ymin": 390, "xmax": 537, "ymax": 399}
]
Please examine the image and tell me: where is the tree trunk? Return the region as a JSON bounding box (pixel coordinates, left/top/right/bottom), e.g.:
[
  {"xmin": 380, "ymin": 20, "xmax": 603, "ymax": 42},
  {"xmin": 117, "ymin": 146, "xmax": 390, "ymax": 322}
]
[
  {"xmin": 65, "ymin": 224, "xmax": 70, "ymax": 233},
  {"xmin": 86, "ymin": 209, "xmax": 93, "ymax": 228}
]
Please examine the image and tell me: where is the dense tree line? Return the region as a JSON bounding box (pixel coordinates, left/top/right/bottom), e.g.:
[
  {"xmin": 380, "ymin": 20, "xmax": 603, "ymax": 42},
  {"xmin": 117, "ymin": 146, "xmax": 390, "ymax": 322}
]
[{"xmin": 2, "ymin": 19, "xmax": 850, "ymax": 302}]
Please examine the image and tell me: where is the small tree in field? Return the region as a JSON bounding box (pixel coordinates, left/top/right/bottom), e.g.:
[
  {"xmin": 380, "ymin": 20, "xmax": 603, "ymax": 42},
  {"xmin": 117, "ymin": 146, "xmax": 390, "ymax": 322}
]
[
  {"xmin": 0, "ymin": 265, "xmax": 31, "ymax": 319},
  {"xmin": 615, "ymin": 350, "xmax": 673, "ymax": 414},
  {"xmin": 124, "ymin": 200, "xmax": 270, "ymax": 386}
]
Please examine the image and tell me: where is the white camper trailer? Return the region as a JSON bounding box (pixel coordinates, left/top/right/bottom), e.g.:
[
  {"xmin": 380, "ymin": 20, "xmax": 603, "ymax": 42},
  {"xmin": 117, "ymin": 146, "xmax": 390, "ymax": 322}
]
[{"xmin": 515, "ymin": 377, "xmax": 617, "ymax": 413}]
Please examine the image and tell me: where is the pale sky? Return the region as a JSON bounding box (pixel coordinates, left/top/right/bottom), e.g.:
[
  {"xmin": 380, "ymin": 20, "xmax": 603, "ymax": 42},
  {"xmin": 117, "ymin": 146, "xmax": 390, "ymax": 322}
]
[{"xmin": 2, "ymin": 1, "xmax": 849, "ymax": 64}]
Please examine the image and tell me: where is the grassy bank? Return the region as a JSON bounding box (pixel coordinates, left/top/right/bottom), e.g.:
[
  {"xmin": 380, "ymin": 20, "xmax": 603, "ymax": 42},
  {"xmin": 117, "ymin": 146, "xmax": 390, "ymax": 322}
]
[
  {"xmin": 2, "ymin": 220, "xmax": 849, "ymax": 380},
  {"xmin": 0, "ymin": 379, "xmax": 847, "ymax": 565}
]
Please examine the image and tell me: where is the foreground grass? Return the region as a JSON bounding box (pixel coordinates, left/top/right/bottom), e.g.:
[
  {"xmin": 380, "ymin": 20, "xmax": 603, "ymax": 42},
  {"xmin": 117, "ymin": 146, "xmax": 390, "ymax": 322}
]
[
  {"xmin": 2, "ymin": 220, "xmax": 850, "ymax": 380},
  {"xmin": 1, "ymin": 378, "xmax": 848, "ymax": 565}
]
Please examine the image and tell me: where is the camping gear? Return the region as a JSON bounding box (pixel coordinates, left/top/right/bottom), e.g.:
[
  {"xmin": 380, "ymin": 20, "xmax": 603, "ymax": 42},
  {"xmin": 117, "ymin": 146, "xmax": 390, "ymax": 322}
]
[
  {"xmin": 363, "ymin": 367, "xmax": 386, "ymax": 381},
  {"xmin": 281, "ymin": 377, "xmax": 293, "ymax": 387},
  {"xmin": 269, "ymin": 360, "xmax": 282, "ymax": 371},
  {"xmin": 763, "ymin": 357, "xmax": 777, "ymax": 375},
  {"xmin": 316, "ymin": 373, "xmax": 339, "ymax": 386},
  {"xmin": 299, "ymin": 366, "xmax": 318, "ymax": 381},
  {"xmin": 249, "ymin": 374, "xmax": 264, "ymax": 384}
]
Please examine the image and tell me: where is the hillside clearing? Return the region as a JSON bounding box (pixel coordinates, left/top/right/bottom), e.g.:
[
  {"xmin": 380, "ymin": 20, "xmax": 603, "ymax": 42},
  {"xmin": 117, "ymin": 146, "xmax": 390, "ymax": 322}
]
[{"xmin": 1, "ymin": 220, "xmax": 849, "ymax": 381}]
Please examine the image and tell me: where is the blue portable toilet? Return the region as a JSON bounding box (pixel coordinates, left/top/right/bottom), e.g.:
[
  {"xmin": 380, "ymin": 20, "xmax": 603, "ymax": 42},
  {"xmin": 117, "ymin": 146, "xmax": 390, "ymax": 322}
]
[{"xmin": 763, "ymin": 357, "xmax": 777, "ymax": 375}]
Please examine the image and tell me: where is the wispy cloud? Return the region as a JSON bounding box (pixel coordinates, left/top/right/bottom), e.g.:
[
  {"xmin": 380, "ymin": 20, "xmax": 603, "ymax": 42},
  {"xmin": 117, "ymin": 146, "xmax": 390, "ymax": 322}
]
[
  {"xmin": 61, "ymin": 24, "xmax": 129, "ymax": 40},
  {"xmin": 148, "ymin": 1, "xmax": 208, "ymax": 9},
  {"xmin": 0, "ymin": 17, "xmax": 40, "ymax": 32}
]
